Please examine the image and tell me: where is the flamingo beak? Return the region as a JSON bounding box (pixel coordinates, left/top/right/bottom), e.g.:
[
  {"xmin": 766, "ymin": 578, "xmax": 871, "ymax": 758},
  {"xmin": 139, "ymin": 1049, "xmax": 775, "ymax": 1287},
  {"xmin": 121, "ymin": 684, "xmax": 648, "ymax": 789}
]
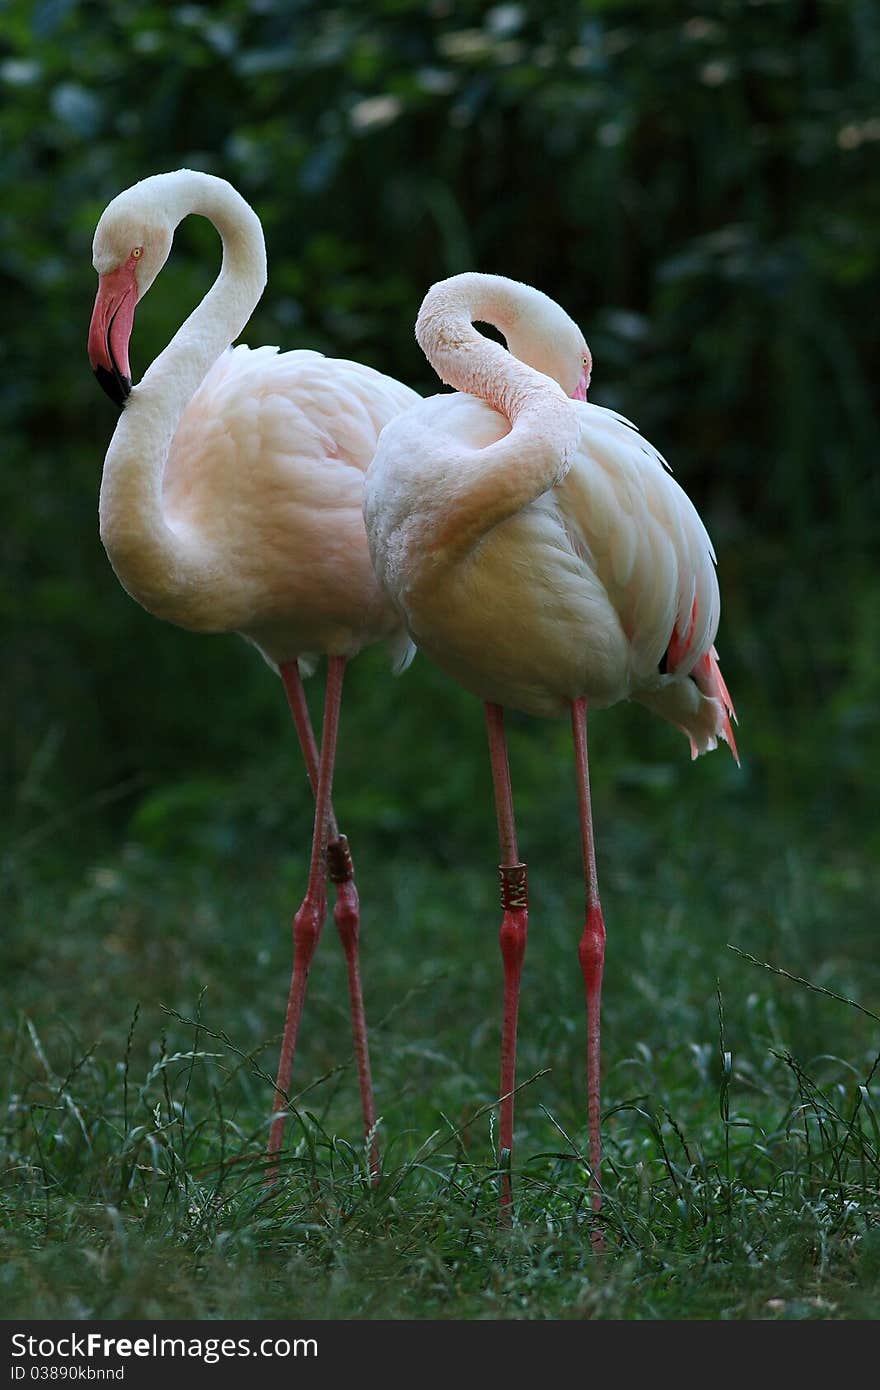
[
  {"xmin": 88, "ymin": 264, "xmax": 138, "ymax": 407},
  {"xmin": 572, "ymin": 366, "xmax": 590, "ymax": 402}
]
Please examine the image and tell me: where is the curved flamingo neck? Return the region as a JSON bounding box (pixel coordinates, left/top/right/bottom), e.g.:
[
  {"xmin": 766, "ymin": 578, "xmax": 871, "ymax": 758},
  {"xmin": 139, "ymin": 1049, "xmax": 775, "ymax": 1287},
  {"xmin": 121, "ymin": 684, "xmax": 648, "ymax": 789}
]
[
  {"xmin": 415, "ymin": 272, "xmax": 565, "ymax": 423},
  {"xmin": 410, "ymin": 274, "xmax": 582, "ymax": 564},
  {"xmin": 137, "ymin": 173, "xmax": 266, "ymax": 403},
  {"xmin": 98, "ymin": 172, "xmax": 267, "ymax": 620}
]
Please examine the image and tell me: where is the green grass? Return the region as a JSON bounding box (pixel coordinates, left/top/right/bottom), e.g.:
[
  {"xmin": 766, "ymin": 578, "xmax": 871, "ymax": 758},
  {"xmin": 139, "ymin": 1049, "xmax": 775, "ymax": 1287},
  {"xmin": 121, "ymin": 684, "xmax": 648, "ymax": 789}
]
[{"xmin": 3, "ymin": 757, "xmax": 879, "ymax": 1320}]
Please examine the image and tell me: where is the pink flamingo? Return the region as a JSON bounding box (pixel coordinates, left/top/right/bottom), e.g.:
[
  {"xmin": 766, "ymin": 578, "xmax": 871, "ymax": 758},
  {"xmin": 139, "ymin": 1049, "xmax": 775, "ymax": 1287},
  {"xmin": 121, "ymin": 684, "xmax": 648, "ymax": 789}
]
[
  {"xmin": 363, "ymin": 272, "xmax": 737, "ymax": 1236},
  {"xmin": 87, "ymin": 170, "xmax": 418, "ymax": 1178}
]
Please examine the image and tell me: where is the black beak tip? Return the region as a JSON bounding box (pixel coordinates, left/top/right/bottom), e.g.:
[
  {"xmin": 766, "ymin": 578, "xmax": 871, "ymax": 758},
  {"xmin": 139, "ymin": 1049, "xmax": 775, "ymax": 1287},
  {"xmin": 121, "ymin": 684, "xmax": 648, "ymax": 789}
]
[{"xmin": 93, "ymin": 364, "xmax": 132, "ymax": 408}]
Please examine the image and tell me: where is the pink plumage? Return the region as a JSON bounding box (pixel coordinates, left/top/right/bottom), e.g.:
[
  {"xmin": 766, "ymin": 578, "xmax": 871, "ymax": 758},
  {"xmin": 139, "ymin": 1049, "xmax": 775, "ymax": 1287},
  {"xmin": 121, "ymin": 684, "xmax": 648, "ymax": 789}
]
[
  {"xmin": 364, "ymin": 272, "xmax": 738, "ymax": 1237},
  {"xmin": 160, "ymin": 343, "xmax": 417, "ymax": 670},
  {"xmin": 365, "ymin": 289, "xmax": 735, "ymax": 753},
  {"xmin": 89, "ymin": 171, "xmax": 419, "ymax": 1181}
]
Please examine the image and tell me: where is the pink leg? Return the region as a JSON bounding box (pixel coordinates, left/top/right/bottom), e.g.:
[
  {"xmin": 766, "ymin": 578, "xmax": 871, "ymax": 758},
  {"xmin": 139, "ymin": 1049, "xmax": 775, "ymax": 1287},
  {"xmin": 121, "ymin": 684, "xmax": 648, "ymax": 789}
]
[
  {"xmin": 277, "ymin": 662, "xmax": 379, "ymax": 1179},
  {"xmin": 485, "ymin": 703, "xmax": 528, "ymax": 1218},
  {"xmin": 327, "ymin": 835, "xmax": 379, "ymax": 1180},
  {"xmin": 267, "ymin": 658, "xmax": 378, "ymax": 1180},
  {"xmin": 571, "ymin": 697, "xmax": 605, "ymax": 1248}
]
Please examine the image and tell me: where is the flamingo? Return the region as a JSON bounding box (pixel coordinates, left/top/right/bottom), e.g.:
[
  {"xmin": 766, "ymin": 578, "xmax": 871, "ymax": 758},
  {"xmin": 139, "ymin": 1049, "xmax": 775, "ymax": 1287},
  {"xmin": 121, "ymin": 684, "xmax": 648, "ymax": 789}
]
[
  {"xmin": 363, "ymin": 272, "xmax": 738, "ymax": 1236},
  {"xmin": 87, "ymin": 169, "xmax": 419, "ymax": 1178}
]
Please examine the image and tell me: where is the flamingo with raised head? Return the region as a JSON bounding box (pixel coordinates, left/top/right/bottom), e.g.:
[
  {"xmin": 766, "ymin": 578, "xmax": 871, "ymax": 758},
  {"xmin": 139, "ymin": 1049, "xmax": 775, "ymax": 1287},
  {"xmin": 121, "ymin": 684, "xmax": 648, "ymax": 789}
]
[
  {"xmin": 363, "ymin": 272, "xmax": 738, "ymax": 1238},
  {"xmin": 87, "ymin": 169, "xmax": 419, "ymax": 1178}
]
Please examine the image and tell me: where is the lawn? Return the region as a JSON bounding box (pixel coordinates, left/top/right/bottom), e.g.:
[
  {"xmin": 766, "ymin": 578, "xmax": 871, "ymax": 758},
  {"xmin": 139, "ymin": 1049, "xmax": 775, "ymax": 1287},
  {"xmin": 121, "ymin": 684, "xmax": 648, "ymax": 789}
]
[{"xmin": 4, "ymin": 666, "xmax": 878, "ymax": 1320}]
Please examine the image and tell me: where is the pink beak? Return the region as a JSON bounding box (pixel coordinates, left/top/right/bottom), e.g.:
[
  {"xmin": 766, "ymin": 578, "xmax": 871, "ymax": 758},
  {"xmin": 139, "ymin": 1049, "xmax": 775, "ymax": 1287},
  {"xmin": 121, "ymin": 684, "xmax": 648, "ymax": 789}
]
[
  {"xmin": 572, "ymin": 366, "xmax": 590, "ymax": 402},
  {"xmin": 88, "ymin": 263, "xmax": 138, "ymax": 406}
]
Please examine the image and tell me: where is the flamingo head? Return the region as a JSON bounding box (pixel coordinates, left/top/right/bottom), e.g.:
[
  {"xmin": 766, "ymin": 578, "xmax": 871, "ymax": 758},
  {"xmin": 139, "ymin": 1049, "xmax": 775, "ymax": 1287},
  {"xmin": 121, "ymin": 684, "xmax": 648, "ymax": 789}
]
[
  {"xmin": 524, "ymin": 328, "xmax": 591, "ymax": 402},
  {"xmin": 569, "ymin": 353, "xmax": 589, "ymax": 403},
  {"xmin": 88, "ymin": 187, "xmax": 173, "ymax": 406},
  {"xmin": 499, "ymin": 287, "xmax": 592, "ymax": 401},
  {"xmin": 571, "ymin": 351, "xmax": 592, "ymax": 401}
]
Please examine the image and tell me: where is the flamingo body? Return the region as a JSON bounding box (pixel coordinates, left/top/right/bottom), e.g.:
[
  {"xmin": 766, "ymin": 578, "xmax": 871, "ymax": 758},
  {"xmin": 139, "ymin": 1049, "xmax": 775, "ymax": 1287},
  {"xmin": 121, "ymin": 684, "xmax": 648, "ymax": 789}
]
[
  {"xmin": 148, "ymin": 343, "xmax": 416, "ymax": 668},
  {"xmin": 365, "ymin": 336, "xmax": 734, "ymax": 756},
  {"xmin": 363, "ymin": 271, "xmax": 738, "ymax": 1232},
  {"xmin": 90, "ymin": 170, "xmax": 418, "ymax": 671},
  {"xmin": 88, "ymin": 169, "xmax": 419, "ymax": 1175}
]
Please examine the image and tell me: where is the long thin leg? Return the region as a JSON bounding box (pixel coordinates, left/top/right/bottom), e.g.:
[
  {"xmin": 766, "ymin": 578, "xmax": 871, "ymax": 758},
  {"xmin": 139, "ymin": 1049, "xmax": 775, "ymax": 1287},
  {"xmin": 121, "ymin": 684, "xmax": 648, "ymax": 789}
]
[
  {"xmin": 571, "ymin": 697, "xmax": 606, "ymax": 1247},
  {"xmin": 278, "ymin": 662, "xmax": 379, "ymax": 1178},
  {"xmin": 279, "ymin": 660, "xmax": 339, "ymax": 833},
  {"xmin": 484, "ymin": 702, "xmax": 528, "ymax": 1218},
  {"xmin": 266, "ymin": 658, "xmax": 363, "ymax": 1178},
  {"xmin": 327, "ymin": 836, "xmax": 379, "ymax": 1180}
]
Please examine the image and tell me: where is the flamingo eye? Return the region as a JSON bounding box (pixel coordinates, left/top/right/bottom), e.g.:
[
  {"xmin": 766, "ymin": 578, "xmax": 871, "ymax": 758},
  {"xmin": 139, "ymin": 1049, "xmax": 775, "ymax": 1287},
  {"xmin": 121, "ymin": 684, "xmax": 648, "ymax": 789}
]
[{"xmin": 131, "ymin": 246, "xmax": 143, "ymax": 259}]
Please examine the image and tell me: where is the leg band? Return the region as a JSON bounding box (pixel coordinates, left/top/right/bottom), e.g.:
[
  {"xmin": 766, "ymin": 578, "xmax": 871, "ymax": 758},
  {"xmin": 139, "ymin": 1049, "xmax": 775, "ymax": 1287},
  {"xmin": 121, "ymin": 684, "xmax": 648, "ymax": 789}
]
[
  {"xmin": 327, "ymin": 833, "xmax": 355, "ymax": 884},
  {"xmin": 498, "ymin": 863, "xmax": 528, "ymax": 911}
]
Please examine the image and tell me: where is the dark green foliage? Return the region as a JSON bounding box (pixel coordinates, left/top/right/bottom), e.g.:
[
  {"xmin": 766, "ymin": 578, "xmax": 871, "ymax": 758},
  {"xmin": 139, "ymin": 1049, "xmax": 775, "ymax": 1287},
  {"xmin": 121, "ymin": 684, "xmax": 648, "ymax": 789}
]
[
  {"xmin": 2, "ymin": 0, "xmax": 879, "ymax": 1319},
  {"xmin": 2, "ymin": 0, "xmax": 878, "ymax": 828}
]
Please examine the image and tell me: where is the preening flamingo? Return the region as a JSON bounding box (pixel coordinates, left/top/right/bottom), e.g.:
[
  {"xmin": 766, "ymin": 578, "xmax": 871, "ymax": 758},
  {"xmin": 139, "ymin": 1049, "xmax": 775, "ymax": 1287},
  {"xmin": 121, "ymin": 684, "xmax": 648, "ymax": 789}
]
[
  {"xmin": 87, "ymin": 169, "xmax": 419, "ymax": 1177},
  {"xmin": 363, "ymin": 272, "xmax": 738, "ymax": 1235}
]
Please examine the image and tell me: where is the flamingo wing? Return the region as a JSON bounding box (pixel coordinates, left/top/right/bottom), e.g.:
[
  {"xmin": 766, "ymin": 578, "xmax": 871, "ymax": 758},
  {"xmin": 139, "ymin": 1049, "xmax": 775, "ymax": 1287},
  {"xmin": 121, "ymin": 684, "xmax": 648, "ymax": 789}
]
[{"xmin": 556, "ymin": 404, "xmax": 737, "ymax": 759}]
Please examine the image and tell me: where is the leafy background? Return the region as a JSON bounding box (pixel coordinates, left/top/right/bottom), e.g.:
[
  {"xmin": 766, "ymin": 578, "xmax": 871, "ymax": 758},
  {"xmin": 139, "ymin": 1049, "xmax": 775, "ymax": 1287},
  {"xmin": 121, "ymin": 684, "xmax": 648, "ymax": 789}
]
[{"xmin": 2, "ymin": 0, "xmax": 879, "ymax": 1320}]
